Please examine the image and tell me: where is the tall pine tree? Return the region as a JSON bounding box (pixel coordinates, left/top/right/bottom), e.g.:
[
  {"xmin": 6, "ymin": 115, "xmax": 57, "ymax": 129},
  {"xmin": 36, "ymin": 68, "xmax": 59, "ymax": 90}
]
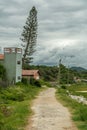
[{"xmin": 21, "ymin": 6, "xmax": 38, "ymax": 65}]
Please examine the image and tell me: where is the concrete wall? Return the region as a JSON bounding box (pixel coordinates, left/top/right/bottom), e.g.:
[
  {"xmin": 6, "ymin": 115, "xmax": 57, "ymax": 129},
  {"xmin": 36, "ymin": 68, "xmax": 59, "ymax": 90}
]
[
  {"xmin": 15, "ymin": 53, "xmax": 22, "ymax": 83},
  {"xmin": 4, "ymin": 48, "xmax": 22, "ymax": 84}
]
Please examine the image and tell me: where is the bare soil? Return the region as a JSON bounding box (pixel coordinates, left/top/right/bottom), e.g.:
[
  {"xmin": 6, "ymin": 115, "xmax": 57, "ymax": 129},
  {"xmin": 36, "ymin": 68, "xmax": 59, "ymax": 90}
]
[{"xmin": 25, "ymin": 88, "xmax": 78, "ymax": 130}]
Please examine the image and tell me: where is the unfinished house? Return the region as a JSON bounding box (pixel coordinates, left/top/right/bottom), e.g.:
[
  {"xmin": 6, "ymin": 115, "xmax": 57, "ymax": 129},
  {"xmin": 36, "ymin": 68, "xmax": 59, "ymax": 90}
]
[
  {"xmin": 0, "ymin": 47, "xmax": 22, "ymax": 84},
  {"xmin": 22, "ymin": 70, "xmax": 40, "ymax": 80}
]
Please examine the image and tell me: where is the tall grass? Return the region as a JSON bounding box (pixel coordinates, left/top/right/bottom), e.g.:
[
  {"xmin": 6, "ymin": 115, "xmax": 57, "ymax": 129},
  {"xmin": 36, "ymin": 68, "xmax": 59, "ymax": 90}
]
[
  {"xmin": 56, "ymin": 86, "xmax": 87, "ymax": 130},
  {"xmin": 0, "ymin": 83, "xmax": 42, "ymax": 130}
]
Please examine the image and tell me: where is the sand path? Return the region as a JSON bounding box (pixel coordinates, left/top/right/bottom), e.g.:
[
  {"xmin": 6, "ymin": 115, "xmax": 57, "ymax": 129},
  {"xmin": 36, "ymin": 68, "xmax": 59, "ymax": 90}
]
[{"xmin": 25, "ymin": 88, "xmax": 78, "ymax": 130}]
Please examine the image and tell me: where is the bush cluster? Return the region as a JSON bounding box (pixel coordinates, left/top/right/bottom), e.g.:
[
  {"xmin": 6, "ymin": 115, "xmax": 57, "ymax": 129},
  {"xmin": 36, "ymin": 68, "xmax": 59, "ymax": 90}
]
[
  {"xmin": 22, "ymin": 78, "xmax": 41, "ymax": 87},
  {"xmin": 1, "ymin": 86, "xmax": 25, "ymax": 102},
  {"xmin": 61, "ymin": 85, "xmax": 67, "ymax": 89},
  {"xmin": 30, "ymin": 78, "xmax": 41, "ymax": 87}
]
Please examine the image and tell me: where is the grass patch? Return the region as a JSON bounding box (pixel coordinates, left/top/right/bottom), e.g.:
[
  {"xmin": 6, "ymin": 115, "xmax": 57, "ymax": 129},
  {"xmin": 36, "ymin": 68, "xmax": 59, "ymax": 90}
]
[
  {"xmin": 56, "ymin": 85, "xmax": 87, "ymax": 130},
  {"xmin": 0, "ymin": 83, "xmax": 42, "ymax": 130},
  {"xmin": 62, "ymin": 83, "xmax": 87, "ymax": 98}
]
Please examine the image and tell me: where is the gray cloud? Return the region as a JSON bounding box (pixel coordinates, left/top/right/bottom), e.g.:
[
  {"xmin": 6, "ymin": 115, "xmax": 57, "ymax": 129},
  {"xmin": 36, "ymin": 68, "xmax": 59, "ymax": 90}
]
[
  {"xmin": 0, "ymin": 0, "xmax": 87, "ymax": 68},
  {"xmin": 33, "ymin": 41, "xmax": 87, "ymax": 69}
]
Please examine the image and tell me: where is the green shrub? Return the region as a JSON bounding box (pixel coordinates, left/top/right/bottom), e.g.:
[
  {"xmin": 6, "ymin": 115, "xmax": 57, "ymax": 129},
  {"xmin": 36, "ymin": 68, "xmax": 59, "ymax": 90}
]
[
  {"xmin": 22, "ymin": 78, "xmax": 29, "ymax": 85},
  {"xmin": 61, "ymin": 85, "xmax": 67, "ymax": 89},
  {"xmin": 1, "ymin": 86, "xmax": 25, "ymax": 101},
  {"xmin": 0, "ymin": 84, "xmax": 42, "ymax": 130},
  {"xmin": 0, "ymin": 64, "xmax": 7, "ymax": 80},
  {"xmin": 15, "ymin": 82, "xmax": 23, "ymax": 86},
  {"xmin": 22, "ymin": 78, "xmax": 28, "ymax": 85},
  {"xmin": 30, "ymin": 77, "xmax": 35, "ymax": 85},
  {"xmin": 34, "ymin": 80, "xmax": 41, "ymax": 87},
  {"xmin": 30, "ymin": 78, "xmax": 41, "ymax": 87}
]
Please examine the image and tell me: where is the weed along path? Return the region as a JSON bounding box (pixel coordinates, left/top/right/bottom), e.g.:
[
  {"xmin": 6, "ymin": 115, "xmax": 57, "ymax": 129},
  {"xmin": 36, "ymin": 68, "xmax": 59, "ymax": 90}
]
[{"xmin": 25, "ymin": 88, "xmax": 78, "ymax": 130}]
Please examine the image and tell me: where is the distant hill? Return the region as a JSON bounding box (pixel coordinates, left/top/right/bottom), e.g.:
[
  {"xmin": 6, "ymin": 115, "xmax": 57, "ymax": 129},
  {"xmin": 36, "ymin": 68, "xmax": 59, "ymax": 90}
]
[{"xmin": 70, "ymin": 67, "xmax": 87, "ymax": 72}]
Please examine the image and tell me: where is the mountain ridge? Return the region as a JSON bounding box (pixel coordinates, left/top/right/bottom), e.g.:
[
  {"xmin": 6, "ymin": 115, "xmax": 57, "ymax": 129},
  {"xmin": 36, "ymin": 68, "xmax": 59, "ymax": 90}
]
[{"xmin": 70, "ymin": 66, "xmax": 87, "ymax": 72}]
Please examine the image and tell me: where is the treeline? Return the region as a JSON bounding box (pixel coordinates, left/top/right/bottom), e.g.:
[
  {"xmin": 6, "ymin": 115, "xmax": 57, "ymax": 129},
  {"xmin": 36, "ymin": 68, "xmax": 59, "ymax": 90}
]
[
  {"xmin": 1, "ymin": 63, "xmax": 87, "ymax": 85},
  {"xmin": 23, "ymin": 64, "xmax": 58, "ymax": 81},
  {"xmin": 24, "ymin": 64, "xmax": 73, "ymax": 84},
  {"xmin": 24, "ymin": 64, "xmax": 87, "ymax": 84}
]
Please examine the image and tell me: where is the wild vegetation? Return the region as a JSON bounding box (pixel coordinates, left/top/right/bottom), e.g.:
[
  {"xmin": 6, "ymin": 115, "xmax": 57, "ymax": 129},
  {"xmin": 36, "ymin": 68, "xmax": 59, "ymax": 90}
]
[
  {"xmin": 0, "ymin": 64, "xmax": 7, "ymax": 81},
  {"xmin": 0, "ymin": 82, "xmax": 42, "ymax": 130},
  {"xmin": 65, "ymin": 83, "xmax": 87, "ymax": 98},
  {"xmin": 0, "ymin": 64, "xmax": 8, "ymax": 87},
  {"xmin": 1, "ymin": 62, "xmax": 87, "ymax": 130},
  {"xmin": 56, "ymin": 84, "xmax": 87, "ymax": 130},
  {"xmin": 23, "ymin": 64, "xmax": 87, "ymax": 84}
]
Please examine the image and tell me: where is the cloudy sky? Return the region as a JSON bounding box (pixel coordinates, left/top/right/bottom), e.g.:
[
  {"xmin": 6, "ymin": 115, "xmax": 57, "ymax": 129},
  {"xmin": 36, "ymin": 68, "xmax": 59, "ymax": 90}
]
[{"xmin": 0, "ymin": 0, "xmax": 87, "ymax": 68}]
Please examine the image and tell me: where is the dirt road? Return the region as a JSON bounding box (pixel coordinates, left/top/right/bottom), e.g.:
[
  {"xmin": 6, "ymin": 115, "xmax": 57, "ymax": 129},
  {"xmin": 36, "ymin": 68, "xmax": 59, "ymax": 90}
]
[{"xmin": 25, "ymin": 88, "xmax": 78, "ymax": 130}]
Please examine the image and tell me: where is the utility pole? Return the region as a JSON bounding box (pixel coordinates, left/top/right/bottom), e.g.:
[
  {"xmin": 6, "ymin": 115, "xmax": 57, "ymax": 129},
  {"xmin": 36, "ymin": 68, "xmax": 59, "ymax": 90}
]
[
  {"xmin": 67, "ymin": 65, "xmax": 69, "ymax": 85},
  {"xmin": 58, "ymin": 59, "xmax": 61, "ymax": 85}
]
